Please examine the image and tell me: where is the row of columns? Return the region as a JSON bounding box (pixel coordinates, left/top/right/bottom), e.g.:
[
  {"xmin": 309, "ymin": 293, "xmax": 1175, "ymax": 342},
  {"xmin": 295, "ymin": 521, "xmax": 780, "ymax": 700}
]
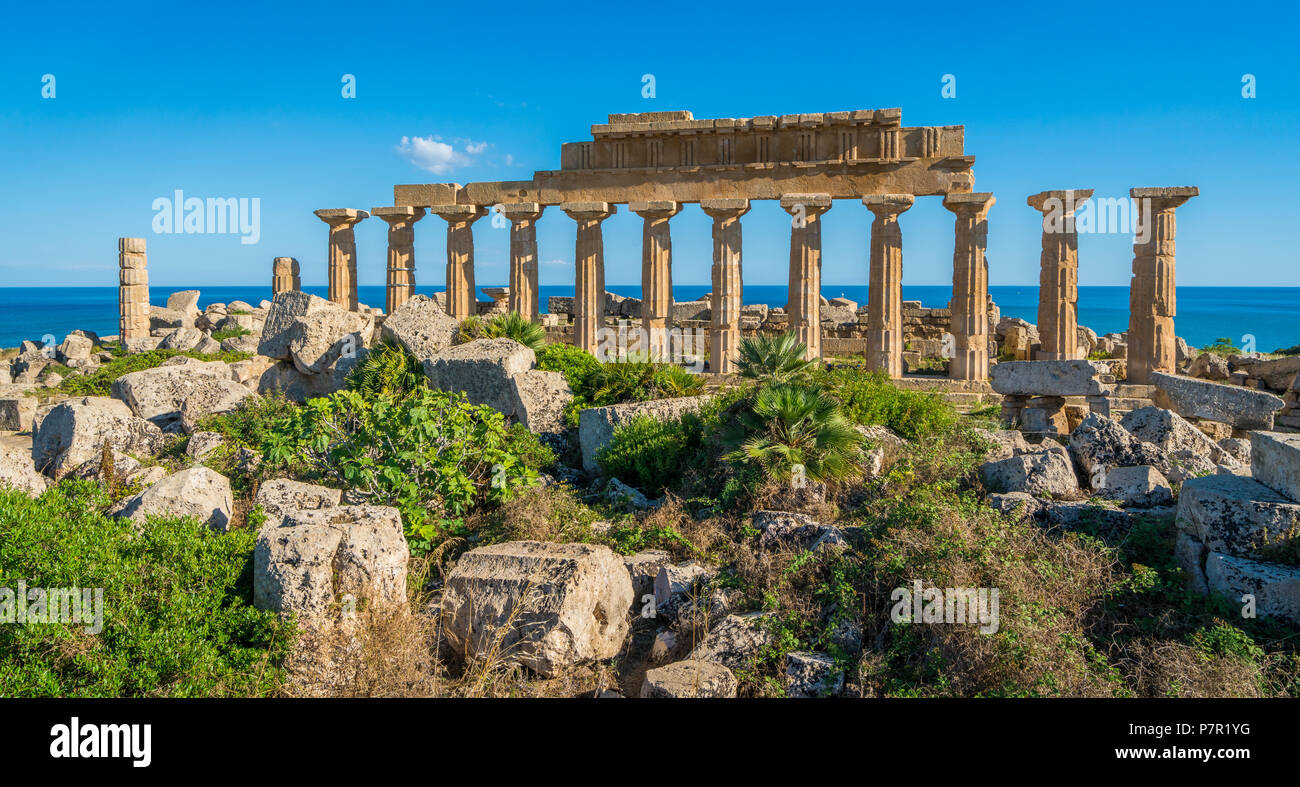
[{"xmin": 308, "ymin": 187, "xmax": 1192, "ymax": 383}]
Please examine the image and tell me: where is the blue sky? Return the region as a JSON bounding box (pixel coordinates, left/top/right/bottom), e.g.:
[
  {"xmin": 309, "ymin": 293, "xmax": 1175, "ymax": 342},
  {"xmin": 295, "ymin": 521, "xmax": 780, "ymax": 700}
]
[{"xmin": 1, "ymin": 0, "xmax": 1297, "ymax": 290}]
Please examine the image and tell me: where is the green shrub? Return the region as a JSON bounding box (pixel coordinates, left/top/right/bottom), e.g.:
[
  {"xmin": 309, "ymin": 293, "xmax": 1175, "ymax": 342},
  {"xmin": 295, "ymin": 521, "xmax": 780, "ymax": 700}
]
[
  {"xmin": 536, "ymin": 343, "xmax": 703, "ymax": 427},
  {"xmin": 210, "ymin": 325, "xmax": 253, "ymax": 342},
  {"xmin": 0, "ymin": 481, "xmax": 291, "ymax": 697},
  {"xmin": 1199, "ymin": 337, "xmax": 1240, "ymax": 357},
  {"xmin": 597, "ymin": 414, "xmax": 700, "ymax": 492},
  {"xmin": 37, "ymin": 348, "xmax": 253, "ymax": 399},
  {"xmin": 345, "ymin": 340, "xmax": 427, "ymax": 399},
  {"xmin": 818, "ymin": 366, "xmax": 958, "ymax": 440},
  {"xmin": 261, "ymin": 388, "xmax": 544, "ymax": 554},
  {"xmin": 483, "ymin": 311, "xmax": 547, "ymax": 351}
]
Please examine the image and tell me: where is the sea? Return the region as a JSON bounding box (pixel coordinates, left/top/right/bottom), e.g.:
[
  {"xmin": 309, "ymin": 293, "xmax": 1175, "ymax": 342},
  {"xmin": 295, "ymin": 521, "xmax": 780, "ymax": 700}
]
[{"xmin": 1, "ymin": 285, "xmax": 1296, "ymax": 354}]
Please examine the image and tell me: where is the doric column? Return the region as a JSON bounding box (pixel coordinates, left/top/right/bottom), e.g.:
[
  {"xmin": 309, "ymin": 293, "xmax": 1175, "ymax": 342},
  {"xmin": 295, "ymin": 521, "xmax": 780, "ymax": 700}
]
[
  {"xmin": 271, "ymin": 257, "xmax": 301, "ymax": 296},
  {"xmin": 371, "ymin": 206, "xmax": 425, "ymax": 315},
  {"xmin": 1127, "ymin": 187, "xmax": 1198, "ymax": 384},
  {"xmin": 314, "ymin": 209, "xmax": 368, "ymax": 311},
  {"xmin": 701, "ymin": 198, "xmax": 750, "ymax": 374},
  {"xmin": 943, "ymin": 192, "xmax": 996, "ymax": 381},
  {"xmin": 562, "ymin": 202, "xmax": 615, "ymax": 355},
  {"xmin": 118, "ymin": 237, "xmax": 149, "ymax": 346},
  {"xmin": 780, "ymin": 194, "xmax": 832, "ymax": 360},
  {"xmin": 1028, "ymin": 189, "xmax": 1092, "ymax": 360},
  {"xmin": 862, "ymin": 194, "xmax": 914, "ymax": 378},
  {"xmin": 631, "ymin": 200, "xmax": 680, "ymax": 361},
  {"xmin": 429, "ymin": 204, "xmax": 487, "ymax": 320},
  {"xmin": 502, "ymin": 203, "xmax": 545, "ymax": 322}
]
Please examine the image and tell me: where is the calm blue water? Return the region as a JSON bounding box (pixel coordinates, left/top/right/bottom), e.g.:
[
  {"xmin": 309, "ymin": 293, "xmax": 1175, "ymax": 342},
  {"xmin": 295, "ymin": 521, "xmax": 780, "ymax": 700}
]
[{"xmin": 1, "ymin": 285, "xmax": 1295, "ymax": 353}]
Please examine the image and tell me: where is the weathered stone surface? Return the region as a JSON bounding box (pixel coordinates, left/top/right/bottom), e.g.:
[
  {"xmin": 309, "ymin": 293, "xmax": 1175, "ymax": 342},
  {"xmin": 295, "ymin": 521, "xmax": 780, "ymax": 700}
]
[
  {"xmin": 1149, "ymin": 372, "xmax": 1284, "ymax": 430},
  {"xmin": 1099, "ymin": 465, "xmax": 1173, "ymax": 508},
  {"xmin": 1176, "ymin": 474, "xmax": 1300, "ymax": 561},
  {"xmin": 254, "ymin": 505, "xmax": 408, "ymax": 623},
  {"xmin": 166, "ymin": 290, "xmax": 201, "ymax": 324},
  {"xmin": 157, "ymin": 327, "xmax": 206, "ymax": 352},
  {"xmin": 1250, "ymin": 431, "xmax": 1300, "ymax": 503},
  {"xmin": 1068, "ymin": 413, "xmax": 1169, "ymax": 484},
  {"xmin": 1204, "ymin": 552, "xmax": 1300, "ymax": 626},
  {"xmin": 185, "ymin": 431, "xmax": 224, "ymax": 462},
  {"xmin": 1166, "ymin": 449, "xmax": 1219, "ymax": 483},
  {"xmin": 31, "ymin": 396, "xmax": 164, "ymax": 478},
  {"xmin": 579, "ymin": 395, "xmax": 712, "ymax": 473},
  {"xmin": 1175, "ymin": 531, "xmax": 1209, "ymax": 594},
  {"xmin": 640, "ymin": 659, "xmax": 737, "ymax": 698},
  {"xmin": 258, "ymin": 291, "xmax": 373, "ymax": 374},
  {"xmin": 57, "ymin": 334, "xmax": 94, "ymax": 363},
  {"xmin": 987, "ymin": 491, "xmax": 1043, "ymax": 519},
  {"xmin": 254, "ymin": 478, "xmax": 343, "ymax": 526},
  {"xmin": 978, "ymin": 446, "xmax": 1079, "ymax": 497},
  {"xmin": 425, "ymin": 337, "xmax": 534, "ymax": 417},
  {"xmin": 654, "ymin": 562, "xmax": 714, "ymax": 616},
  {"xmin": 989, "ymin": 360, "xmax": 1111, "ymax": 396},
  {"xmin": 0, "ymin": 443, "xmax": 48, "ymax": 496},
  {"xmin": 111, "ymin": 358, "xmax": 253, "ymax": 428},
  {"xmin": 1188, "ymin": 352, "xmax": 1230, "ymax": 381},
  {"xmin": 379, "ymin": 294, "xmax": 459, "ymax": 363},
  {"xmin": 0, "ymin": 396, "xmax": 36, "ymax": 431},
  {"xmin": 623, "ymin": 550, "xmax": 671, "ymax": 606},
  {"xmin": 785, "ymin": 651, "xmax": 845, "ymax": 698},
  {"xmin": 220, "ymin": 333, "xmax": 261, "ymax": 354},
  {"xmin": 1120, "ymin": 406, "xmax": 1231, "ymax": 466},
  {"xmin": 688, "ymin": 612, "xmax": 775, "ymax": 671},
  {"xmin": 441, "ymin": 541, "xmax": 634, "ymax": 677},
  {"xmin": 1039, "ymin": 500, "xmax": 1175, "ymax": 531},
  {"xmin": 1218, "ymin": 437, "xmax": 1252, "ymax": 468},
  {"xmin": 972, "ymin": 428, "xmax": 1032, "ymax": 462},
  {"xmin": 116, "ymin": 467, "xmax": 234, "ymax": 531},
  {"xmin": 508, "ymin": 369, "xmax": 572, "ymax": 438},
  {"xmin": 606, "ymin": 477, "xmax": 651, "ymax": 510},
  {"xmin": 753, "ymin": 509, "xmax": 845, "ymax": 552}
]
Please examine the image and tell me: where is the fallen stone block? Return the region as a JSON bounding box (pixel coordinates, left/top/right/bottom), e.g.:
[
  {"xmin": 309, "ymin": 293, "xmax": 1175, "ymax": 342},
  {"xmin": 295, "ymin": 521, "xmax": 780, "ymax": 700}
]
[
  {"xmin": 1176, "ymin": 474, "xmax": 1300, "ymax": 561},
  {"xmin": 785, "ymin": 651, "xmax": 845, "ymax": 698},
  {"xmin": 1098, "ymin": 465, "xmax": 1174, "ymax": 508},
  {"xmin": 116, "ymin": 466, "xmax": 234, "ymax": 531},
  {"xmin": 1205, "ymin": 552, "xmax": 1300, "ymax": 626},
  {"xmin": 990, "ymin": 359, "xmax": 1111, "ymax": 397},
  {"xmin": 1150, "ymin": 372, "xmax": 1284, "ymax": 430},
  {"xmin": 1251, "ymin": 431, "xmax": 1300, "ymax": 503},
  {"xmin": 640, "ymin": 659, "xmax": 737, "ymax": 698},
  {"xmin": 978, "ymin": 446, "xmax": 1080, "ymax": 497}
]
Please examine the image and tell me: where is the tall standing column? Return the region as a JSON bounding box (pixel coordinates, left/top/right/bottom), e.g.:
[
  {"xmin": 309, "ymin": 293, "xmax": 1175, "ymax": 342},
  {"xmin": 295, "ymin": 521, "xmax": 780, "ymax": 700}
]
[
  {"xmin": 701, "ymin": 198, "xmax": 750, "ymax": 374},
  {"xmin": 780, "ymin": 194, "xmax": 832, "ymax": 360},
  {"xmin": 502, "ymin": 203, "xmax": 545, "ymax": 322},
  {"xmin": 429, "ymin": 204, "xmax": 487, "ymax": 320},
  {"xmin": 314, "ymin": 209, "xmax": 369, "ymax": 311},
  {"xmin": 271, "ymin": 257, "xmax": 301, "ymax": 296},
  {"xmin": 1127, "ymin": 187, "xmax": 1198, "ymax": 384},
  {"xmin": 118, "ymin": 237, "xmax": 149, "ymax": 348},
  {"xmin": 372, "ymin": 206, "xmax": 425, "ymax": 314},
  {"xmin": 943, "ymin": 192, "xmax": 996, "ymax": 381},
  {"xmin": 862, "ymin": 194, "xmax": 914, "ymax": 378},
  {"xmin": 631, "ymin": 201, "xmax": 680, "ymax": 361},
  {"xmin": 1028, "ymin": 189, "xmax": 1092, "ymax": 360},
  {"xmin": 562, "ymin": 202, "xmax": 615, "ymax": 355}
]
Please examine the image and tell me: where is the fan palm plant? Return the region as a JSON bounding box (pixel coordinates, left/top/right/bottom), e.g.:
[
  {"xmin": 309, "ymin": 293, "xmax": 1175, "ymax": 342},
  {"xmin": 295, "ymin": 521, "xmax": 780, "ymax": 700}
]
[
  {"xmin": 735, "ymin": 331, "xmax": 819, "ymax": 382},
  {"xmin": 345, "ymin": 340, "xmax": 427, "ymax": 399},
  {"xmin": 724, "ymin": 382, "xmax": 862, "ymax": 482},
  {"xmin": 484, "ymin": 311, "xmax": 547, "ymax": 351}
]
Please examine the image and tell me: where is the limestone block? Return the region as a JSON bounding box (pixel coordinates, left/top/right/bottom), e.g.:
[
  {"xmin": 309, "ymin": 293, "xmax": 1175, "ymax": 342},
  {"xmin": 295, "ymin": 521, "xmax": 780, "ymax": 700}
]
[
  {"xmin": 752, "ymin": 509, "xmax": 845, "ymax": 552},
  {"xmin": 31, "ymin": 396, "xmax": 165, "ymax": 478},
  {"xmin": 989, "ymin": 360, "xmax": 1111, "ymax": 397},
  {"xmin": 623, "ymin": 550, "xmax": 672, "ymax": 607},
  {"xmin": 185, "ymin": 431, "xmax": 224, "ymax": 462},
  {"xmin": 116, "ymin": 466, "xmax": 234, "ymax": 531},
  {"xmin": 640, "ymin": 660, "xmax": 737, "ymax": 698},
  {"xmin": 687, "ymin": 612, "xmax": 775, "ymax": 671},
  {"xmin": 379, "ymin": 294, "xmax": 459, "ymax": 364},
  {"xmin": 1068, "ymin": 413, "xmax": 1169, "ymax": 483},
  {"xmin": 1250, "ymin": 431, "xmax": 1300, "ymax": 503},
  {"xmin": 508, "ymin": 369, "xmax": 572, "ymax": 438},
  {"xmin": 1176, "ymin": 474, "xmax": 1300, "ymax": 560},
  {"xmin": 0, "ymin": 396, "xmax": 36, "ymax": 431},
  {"xmin": 1149, "ymin": 372, "xmax": 1284, "ymax": 430},
  {"xmin": 441, "ymin": 541, "xmax": 634, "ymax": 677},
  {"xmin": 978, "ymin": 445, "xmax": 1079, "ymax": 497},
  {"xmin": 1099, "ymin": 465, "xmax": 1173, "ymax": 508},
  {"xmin": 254, "ymin": 478, "xmax": 343, "ymax": 527},
  {"xmin": 1175, "ymin": 531, "xmax": 1209, "ymax": 594},
  {"xmin": 111, "ymin": 357, "xmax": 254, "ymax": 429},
  {"xmin": 654, "ymin": 562, "xmax": 714, "ymax": 615},
  {"xmin": 0, "ymin": 443, "xmax": 48, "ymax": 496},
  {"xmin": 425, "ymin": 337, "xmax": 535, "ymax": 417},
  {"xmin": 1120, "ymin": 406, "xmax": 1232, "ymax": 466},
  {"xmin": 1204, "ymin": 552, "xmax": 1300, "ymax": 626},
  {"xmin": 785, "ymin": 651, "xmax": 845, "ymax": 698}
]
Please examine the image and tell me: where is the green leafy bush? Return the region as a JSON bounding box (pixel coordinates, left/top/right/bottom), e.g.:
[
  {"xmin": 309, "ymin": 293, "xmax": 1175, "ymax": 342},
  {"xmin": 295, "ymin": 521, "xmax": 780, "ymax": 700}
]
[
  {"xmin": 345, "ymin": 340, "xmax": 427, "ymax": 399},
  {"xmin": 210, "ymin": 325, "xmax": 253, "ymax": 342},
  {"xmin": 817, "ymin": 366, "xmax": 957, "ymax": 440},
  {"xmin": 597, "ymin": 414, "xmax": 700, "ymax": 493},
  {"xmin": 536, "ymin": 343, "xmax": 703, "ymax": 427},
  {"xmin": 0, "ymin": 481, "xmax": 290, "ymax": 697},
  {"xmin": 261, "ymin": 388, "xmax": 545, "ymax": 554}
]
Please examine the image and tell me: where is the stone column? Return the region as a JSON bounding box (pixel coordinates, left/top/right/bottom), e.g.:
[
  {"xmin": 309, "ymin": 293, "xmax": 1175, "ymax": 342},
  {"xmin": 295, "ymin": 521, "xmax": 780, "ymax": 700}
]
[
  {"xmin": 271, "ymin": 257, "xmax": 300, "ymax": 296},
  {"xmin": 780, "ymin": 194, "xmax": 832, "ymax": 360},
  {"xmin": 118, "ymin": 237, "xmax": 149, "ymax": 346},
  {"xmin": 429, "ymin": 204, "xmax": 487, "ymax": 320},
  {"xmin": 862, "ymin": 194, "xmax": 914, "ymax": 378},
  {"xmin": 943, "ymin": 192, "xmax": 996, "ymax": 381},
  {"xmin": 562, "ymin": 202, "xmax": 615, "ymax": 355},
  {"xmin": 502, "ymin": 203, "xmax": 545, "ymax": 322},
  {"xmin": 631, "ymin": 201, "xmax": 680, "ymax": 361},
  {"xmin": 1028, "ymin": 189, "xmax": 1092, "ymax": 360},
  {"xmin": 371, "ymin": 207, "xmax": 425, "ymax": 315},
  {"xmin": 701, "ymin": 199, "xmax": 750, "ymax": 374},
  {"xmin": 1127, "ymin": 187, "xmax": 1198, "ymax": 384},
  {"xmin": 314, "ymin": 209, "xmax": 368, "ymax": 311}
]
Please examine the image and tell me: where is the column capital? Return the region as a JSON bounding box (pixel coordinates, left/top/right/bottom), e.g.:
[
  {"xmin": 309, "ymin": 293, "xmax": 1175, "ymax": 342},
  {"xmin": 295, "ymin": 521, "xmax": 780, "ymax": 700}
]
[
  {"xmin": 780, "ymin": 193, "xmax": 832, "ymax": 216},
  {"xmin": 119, "ymin": 237, "xmax": 146, "ymax": 254},
  {"xmin": 1027, "ymin": 189, "xmax": 1093, "ymax": 213},
  {"xmin": 371, "ymin": 206, "xmax": 426, "ymax": 224},
  {"xmin": 314, "ymin": 208, "xmax": 370, "ymax": 226},
  {"xmin": 1130, "ymin": 186, "xmax": 1198, "ymax": 210},
  {"xmin": 700, "ymin": 198, "xmax": 751, "ymax": 220},
  {"xmin": 428, "ymin": 204, "xmax": 488, "ymax": 224},
  {"xmin": 862, "ymin": 193, "xmax": 915, "ymax": 216},
  {"xmin": 562, "ymin": 201, "xmax": 615, "ymax": 221},
  {"xmin": 943, "ymin": 192, "xmax": 995, "ymax": 216},
  {"xmin": 500, "ymin": 202, "xmax": 545, "ymax": 222},
  {"xmin": 630, "ymin": 200, "xmax": 680, "ymax": 220}
]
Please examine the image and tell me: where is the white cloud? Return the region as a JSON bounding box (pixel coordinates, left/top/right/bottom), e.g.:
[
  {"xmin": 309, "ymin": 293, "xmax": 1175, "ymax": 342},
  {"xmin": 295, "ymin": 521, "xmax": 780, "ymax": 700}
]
[
  {"xmin": 541, "ymin": 258, "xmax": 571, "ymax": 267},
  {"xmin": 396, "ymin": 135, "xmax": 488, "ymax": 174}
]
